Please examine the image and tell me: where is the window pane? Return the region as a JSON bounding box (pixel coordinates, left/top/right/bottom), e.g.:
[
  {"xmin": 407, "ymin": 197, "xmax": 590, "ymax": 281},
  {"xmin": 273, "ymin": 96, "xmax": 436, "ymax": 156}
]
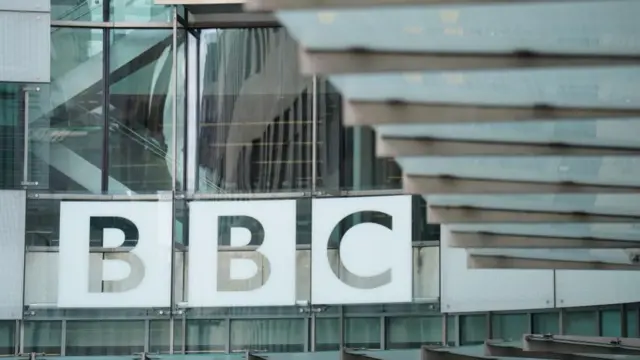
[
  {"xmin": 565, "ymin": 311, "xmax": 597, "ymax": 336},
  {"xmin": 197, "ymin": 28, "xmax": 314, "ymax": 194},
  {"xmin": 24, "ymin": 321, "xmax": 62, "ymax": 354},
  {"xmin": 230, "ymin": 319, "xmax": 304, "ymax": 353},
  {"xmin": 460, "ymin": 315, "xmax": 486, "ymax": 345},
  {"xmin": 51, "ymin": 0, "xmax": 103, "ymax": 21},
  {"xmin": 492, "ymin": 314, "xmax": 528, "ymax": 341},
  {"xmin": 186, "ymin": 319, "xmax": 226, "ymax": 353},
  {"xmin": 387, "ymin": 316, "xmax": 442, "ymax": 349},
  {"xmin": 109, "ymin": 0, "xmax": 171, "ymax": 22},
  {"xmin": 0, "ymin": 321, "xmax": 14, "ymax": 355},
  {"xmin": 0, "ymin": 83, "xmax": 23, "ymax": 189},
  {"xmin": 150, "ymin": 320, "xmax": 184, "ymax": 354},
  {"xmin": 627, "ymin": 308, "xmax": 638, "ymax": 337},
  {"xmin": 316, "ymin": 318, "xmax": 340, "ymax": 351},
  {"xmin": 66, "ymin": 320, "xmax": 145, "ymax": 355},
  {"xmin": 108, "ymin": 28, "xmax": 175, "ymax": 193},
  {"xmin": 32, "ymin": 27, "xmax": 104, "ymax": 193},
  {"xmin": 345, "ymin": 318, "xmax": 380, "ymax": 349},
  {"xmin": 601, "ymin": 310, "xmax": 621, "ymax": 337},
  {"xmin": 532, "ymin": 312, "xmax": 559, "ymax": 334}
]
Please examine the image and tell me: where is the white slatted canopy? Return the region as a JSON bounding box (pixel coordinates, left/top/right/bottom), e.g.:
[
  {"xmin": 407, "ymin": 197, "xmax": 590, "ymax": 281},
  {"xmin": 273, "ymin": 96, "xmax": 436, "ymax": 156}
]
[{"xmin": 244, "ymin": 0, "xmax": 640, "ymax": 271}]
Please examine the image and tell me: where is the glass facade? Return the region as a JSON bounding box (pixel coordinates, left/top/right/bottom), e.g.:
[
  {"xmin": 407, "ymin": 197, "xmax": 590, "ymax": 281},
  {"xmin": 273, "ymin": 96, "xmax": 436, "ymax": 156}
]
[{"xmin": 0, "ymin": 0, "xmax": 634, "ymax": 356}]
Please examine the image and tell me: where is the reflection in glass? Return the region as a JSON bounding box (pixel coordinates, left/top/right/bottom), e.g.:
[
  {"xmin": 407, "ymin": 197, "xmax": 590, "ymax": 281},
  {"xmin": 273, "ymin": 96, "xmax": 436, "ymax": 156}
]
[
  {"xmin": 197, "ymin": 28, "xmax": 314, "ymax": 193},
  {"xmin": 344, "ymin": 317, "xmax": 380, "ymax": 349},
  {"xmin": 24, "ymin": 321, "xmax": 62, "ymax": 354},
  {"xmin": 565, "ymin": 311, "xmax": 597, "ymax": 336},
  {"xmin": 185, "ymin": 319, "xmax": 226, "ymax": 353},
  {"xmin": 150, "ymin": 320, "xmax": 184, "ymax": 353},
  {"xmin": 601, "ymin": 309, "xmax": 621, "ymax": 337},
  {"xmin": 315, "ymin": 317, "xmax": 340, "ymax": 351},
  {"xmin": 30, "ymin": 27, "xmax": 104, "ymax": 192},
  {"xmin": 108, "ymin": 29, "xmax": 176, "ymax": 193},
  {"xmin": 532, "ymin": 312, "xmax": 559, "ymax": 334},
  {"xmin": 0, "ymin": 321, "xmax": 14, "ymax": 355},
  {"xmin": 230, "ymin": 319, "xmax": 305, "ymax": 352},
  {"xmin": 387, "ymin": 316, "xmax": 442, "ymax": 349},
  {"xmin": 460, "ymin": 315, "xmax": 486, "ymax": 345},
  {"xmin": 51, "ymin": 0, "xmax": 103, "ymax": 21},
  {"xmin": 65, "ymin": 320, "xmax": 145, "ymax": 355},
  {"xmin": 109, "ymin": 0, "xmax": 171, "ymax": 22},
  {"xmin": 0, "ymin": 83, "xmax": 23, "ymax": 189},
  {"xmin": 491, "ymin": 314, "xmax": 527, "ymax": 341}
]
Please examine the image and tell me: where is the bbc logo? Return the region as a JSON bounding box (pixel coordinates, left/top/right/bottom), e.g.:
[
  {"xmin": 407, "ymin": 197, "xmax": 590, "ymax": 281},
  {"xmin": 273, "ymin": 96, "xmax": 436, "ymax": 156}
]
[{"xmin": 58, "ymin": 196, "xmax": 412, "ymax": 308}]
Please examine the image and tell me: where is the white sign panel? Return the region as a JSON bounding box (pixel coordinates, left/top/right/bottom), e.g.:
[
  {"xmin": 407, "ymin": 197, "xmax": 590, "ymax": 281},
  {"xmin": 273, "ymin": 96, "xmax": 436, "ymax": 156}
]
[
  {"xmin": 188, "ymin": 200, "xmax": 297, "ymax": 307},
  {"xmin": 312, "ymin": 196, "xmax": 413, "ymax": 305},
  {"xmin": 0, "ymin": 190, "xmax": 26, "ymax": 319},
  {"xmin": 58, "ymin": 201, "xmax": 173, "ymax": 308}
]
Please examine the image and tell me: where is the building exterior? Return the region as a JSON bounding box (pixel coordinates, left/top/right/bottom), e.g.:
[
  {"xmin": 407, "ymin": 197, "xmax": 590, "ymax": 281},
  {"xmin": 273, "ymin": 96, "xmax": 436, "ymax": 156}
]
[{"xmin": 0, "ymin": 0, "xmax": 639, "ymax": 356}]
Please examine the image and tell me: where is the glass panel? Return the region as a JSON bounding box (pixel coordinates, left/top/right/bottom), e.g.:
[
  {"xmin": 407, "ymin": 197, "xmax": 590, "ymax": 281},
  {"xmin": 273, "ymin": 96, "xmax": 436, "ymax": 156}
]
[
  {"xmin": 387, "ymin": 316, "xmax": 442, "ymax": 349},
  {"xmin": 315, "ymin": 317, "xmax": 339, "ymax": 351},
  {"xmin": 532, "ymin": 312, "xmax": 559, "ymax": 334},
  {"xmin": 627, "ymin": 308, "xmax": 638, "ymax": 337},
  {"xmin": 565, "ymin": 311, "xmax": 597, "ymax": 336},
  {"xmin": 446, "ymin": 315, "xmax": 456, "ymax": 346},
  {"xmin": 230, "ymin": 319, "xmax": 305, "ymax": 353},
  {"xmin": 344, "ymin": 317, "xmax": 380, "ymax": 349},
  {"xmin": 109, "ymin": 0, "xmax": 171, "ymax": 22},
  {"xmin": 316, "ymin": 79, "xmax": 342, "ymax": 192},
  {"xmin": 460, "ymin": 315, "xmax": 486, "ymax": 345},
  {"xmin": 185, "ymin": 319, "xmax": 226, "ymax": 353},
  {"xmin": 0, "ymin": 83, "xmax": 23, "ymax": 189},
  {"xmin": 108, "ymin": 29, "xmax": 175, "ymax": 193},
  {"xmin": 197, "ymin": 28, "xmax": 314, "ymax": 194},
  {"xmin": 492, "ymin": 314, "xmax": 528, "ymax": 341},
  {"xmin": 66, "ymin": 320, "xmax": 145, "ymax": 355},
  {"xmin": 0, "ymin": 321, "xmax": 14, "ymax": 355},
  {"xmin": 32, "ymin": 27, "xmax": 104, "ymax": 193},
  {"xmin": 150, "ymin": 320, "xmax": 184, "ymax": 354},
  {"xmin": 601, "ymin": 309, "xmax": 622, "ymax": 337},
  {"xmin": 51, "ymin": 0, "xmax": 103, "ymax": 21},
  {"xmin": 24, "ymin": 321, "xmax": 62, "ymax": 354}
]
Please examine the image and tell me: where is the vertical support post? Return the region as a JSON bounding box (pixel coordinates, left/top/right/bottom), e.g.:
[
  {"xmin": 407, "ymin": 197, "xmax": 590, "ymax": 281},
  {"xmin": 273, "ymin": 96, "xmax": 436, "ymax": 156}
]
[
  {"xmin": 225, "ymin": 318, "xmax": 231, "ymax": 353},
  {"xmin": 621, "ymin": 304, "xmax": 628, "ymax": 338},
  {"xmin": 180, "ymin": 312, "xmax": 187, "ymax": 354},
  {"xmin": 454, "ymin": 315, "xmax": 461, "ymax": 346},
  {"xmin": 60, "ymin": 319, "xmax": 67, "ymax": 356},
  {"xmin": 311, "ymin": 75, "xmax": 318, "ymax": 193},
  {"xmin": 310, "ymin": 314, "xmax": 316, "ymax": 352},
  {"xmin": 441, "ymin": 314, "xmax": 448, "ymax": 346},
  {"xmin": 21, "ymin": 87, "xmax": 40, "ymax": 187},
  {"xmin": 339, "ymin": 306, "xmax": 344, "ymax": 350},
  {"xmin": 15, "ymin": 319, "xmax": 20, "ymax": 355},
  {"xmin": 171, "ymin": 6, "xmax": 179, "ymax": 193},
  {"xmin": 169, "ymin": 6, "xmax": 179, "ymax": 355},
  {"xmin": 379, "ymin": 316, "xmax": 386, "ymax": 350},
  {"xmin": 486, "ymin": 312, "xmax": 493, "ymax": 340},
  {"xmin": 559, "ymin": 309, "xmax": 565, "ymax": 335},
  {"xmin": 144, "ymin": 319, "xmax": 150, "ymax": 352}
]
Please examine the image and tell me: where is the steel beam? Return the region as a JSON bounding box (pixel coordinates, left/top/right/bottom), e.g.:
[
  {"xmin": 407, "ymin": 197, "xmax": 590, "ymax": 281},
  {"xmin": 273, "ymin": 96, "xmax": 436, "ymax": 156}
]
[
  {"xmin": 523, "ymin": 335, "xmax": 640, "ymax": 355},
  {"xmin": 404, "ymin": 174, "xmax": 640, "ymax": 195},
  {"xmin": 450, "ymin": 232, "xmax": 640, "ymax": 249},
  {"xmin": 468, "ymin": 255, "xmax": 640, "ymax": 271},
  {"xmin": 427, "ymin": 205, "xmax": 640, "ymax": 223},
  {"xmin": 344, "ymin": 100, "xmax": 640, "ymax": 127},
  {"xmin": 244, "ymin": 0, "xmax": 606, "ymax": 11},
  {"xmin": 299, "ymin": 49, "xmax": 640, "ymax": 75},
  {"xmin": 377, "ymin": 136, "xmax": 640, "ymax": 157}
]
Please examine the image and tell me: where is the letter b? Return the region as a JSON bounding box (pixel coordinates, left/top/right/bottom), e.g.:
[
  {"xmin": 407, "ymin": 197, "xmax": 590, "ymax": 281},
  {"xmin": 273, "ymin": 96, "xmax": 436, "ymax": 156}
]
[
  {"xmin": 188, "ymin": 200, "xmax": 297, "ymax": 307},
  {"xmin": 58, "ymin": 202, "xmax": 172, "ymax": 308}
]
